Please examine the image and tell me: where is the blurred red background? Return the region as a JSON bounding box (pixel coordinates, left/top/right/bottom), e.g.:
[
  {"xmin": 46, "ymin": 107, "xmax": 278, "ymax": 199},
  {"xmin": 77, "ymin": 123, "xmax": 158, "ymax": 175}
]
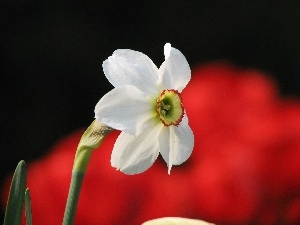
[{"xmin": 2, "ymin": 62, "xmax": 300, "ymax": 225}]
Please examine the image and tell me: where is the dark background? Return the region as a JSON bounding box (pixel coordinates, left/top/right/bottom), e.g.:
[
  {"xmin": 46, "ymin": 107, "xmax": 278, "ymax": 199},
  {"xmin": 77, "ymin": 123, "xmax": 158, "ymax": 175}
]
[{"xmin": 1, "ymin": 0, "xmax": 300, "ymax": 220}]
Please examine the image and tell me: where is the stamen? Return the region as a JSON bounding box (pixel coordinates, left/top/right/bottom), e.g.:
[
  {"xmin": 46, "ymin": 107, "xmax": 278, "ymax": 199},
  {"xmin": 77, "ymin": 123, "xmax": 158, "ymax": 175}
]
[{"xmin": 162, "ymin": 104, "xmax": 171, "ymax": 110}]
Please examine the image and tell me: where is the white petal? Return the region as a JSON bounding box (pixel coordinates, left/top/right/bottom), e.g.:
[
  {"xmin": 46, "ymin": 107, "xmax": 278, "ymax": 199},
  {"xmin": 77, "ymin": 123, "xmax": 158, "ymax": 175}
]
[
  {"xmin": 103, "ymin": 49, "xmax": 159, "ymax": 95},
  {"xmin": 95, "ymin": 85, "xmax": 156, "ymax": 135},
  {"xmin": 142, "ymin": 217, "xmax": 215, "ymax": 225},
  {"xmin": 164, "ymin": 43, "xmax": 171, "ymax": 59},
  {"xmin": 159, "ymin": 115, "xmax": 194, "ymax": 174},
  {"xmin": 111, "ymin": 123, "xmax": 162, "ymax": 174},
  {"xmin": 158, "ymin": 126, "xmax": 171, "ymax": 171},
  {"xmin": 170, "ymin": 118, "xmax": 194, "ymax": 165},
  {"xmin": 158, "ymin": 44, "xmax": 191, "ymax": 92}
]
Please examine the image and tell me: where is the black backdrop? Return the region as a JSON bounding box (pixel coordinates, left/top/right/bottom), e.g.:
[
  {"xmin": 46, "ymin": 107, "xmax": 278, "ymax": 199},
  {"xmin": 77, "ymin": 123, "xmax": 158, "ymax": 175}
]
[{"xmin": 1, "ymin": 0, "xmax": 300, "ymax": 220}]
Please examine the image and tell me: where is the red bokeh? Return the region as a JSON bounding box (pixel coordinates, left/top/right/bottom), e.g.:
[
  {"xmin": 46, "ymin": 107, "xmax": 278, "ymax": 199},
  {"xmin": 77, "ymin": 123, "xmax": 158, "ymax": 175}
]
[{"xmin": 2, "ymin": 61, "xmax": 300, "ymax": 224}]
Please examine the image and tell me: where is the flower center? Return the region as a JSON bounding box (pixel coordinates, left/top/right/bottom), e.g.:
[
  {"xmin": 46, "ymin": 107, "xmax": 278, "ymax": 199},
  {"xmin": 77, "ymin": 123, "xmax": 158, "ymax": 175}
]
[{"xmin": 156, "ymin": 89, "xmax": 184, "ymax": 126}]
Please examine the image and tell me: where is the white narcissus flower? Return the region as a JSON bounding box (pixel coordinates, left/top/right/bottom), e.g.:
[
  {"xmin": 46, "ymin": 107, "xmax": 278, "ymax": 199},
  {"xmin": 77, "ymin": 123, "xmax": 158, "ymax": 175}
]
[{"xmin": 95, "ymin": 43, "xmax": 194, "ymax": 174}]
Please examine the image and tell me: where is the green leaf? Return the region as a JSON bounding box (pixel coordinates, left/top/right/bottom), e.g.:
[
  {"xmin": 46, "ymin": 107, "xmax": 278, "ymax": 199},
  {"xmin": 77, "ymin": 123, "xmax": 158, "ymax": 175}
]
[
  {"xmin": 25, "ymin": 189, "xmax": 32, "ymax": 225},
  {"xmin": 3, "ymin": 160, "xmax": 27, "ymax": 225}
]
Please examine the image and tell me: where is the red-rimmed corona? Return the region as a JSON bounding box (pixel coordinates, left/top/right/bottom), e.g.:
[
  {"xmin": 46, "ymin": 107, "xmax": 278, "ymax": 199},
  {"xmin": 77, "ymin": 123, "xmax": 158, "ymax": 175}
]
[{"xmin": 156, "ymin": 89, "xmax": 184, "ymax": 126}]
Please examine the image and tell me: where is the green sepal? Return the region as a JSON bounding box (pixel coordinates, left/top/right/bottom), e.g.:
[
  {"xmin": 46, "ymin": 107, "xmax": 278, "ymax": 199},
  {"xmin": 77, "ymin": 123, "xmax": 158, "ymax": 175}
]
[
  {"xmin": 25, "ymin": 188, "xmax": 32, "ymax": 225},
  {"xmin": 73, "ymin": 120, "xmax": 113, "ymax": 173},
  {"xmin": 3, "ymin": 160, "xmax": 27, "ymax": 225}
]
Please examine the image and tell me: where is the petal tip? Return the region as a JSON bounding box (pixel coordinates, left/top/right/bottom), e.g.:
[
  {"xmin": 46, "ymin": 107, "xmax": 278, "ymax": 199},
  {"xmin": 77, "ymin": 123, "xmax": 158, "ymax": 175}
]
[{"xmin": 164, "ymin": 43, "xmax": 172, "ymax": 59}]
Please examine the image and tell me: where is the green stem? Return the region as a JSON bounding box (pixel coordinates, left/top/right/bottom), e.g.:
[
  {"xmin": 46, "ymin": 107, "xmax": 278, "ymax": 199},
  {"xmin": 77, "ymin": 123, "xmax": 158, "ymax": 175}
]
[
  {"xmin": 62, "ymin": 120, "xmax": 113, "ymax": 225},
  {"xmin": 62, "ymin": 171, "xmax": 84, "ymax": 225}
]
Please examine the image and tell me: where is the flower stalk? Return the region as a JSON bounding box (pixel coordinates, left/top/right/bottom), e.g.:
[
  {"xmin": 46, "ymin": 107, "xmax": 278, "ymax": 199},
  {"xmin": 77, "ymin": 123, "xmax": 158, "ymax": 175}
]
[{"xmin": 62, "ymin": 120, "xmax": 113, "ymax": 225}]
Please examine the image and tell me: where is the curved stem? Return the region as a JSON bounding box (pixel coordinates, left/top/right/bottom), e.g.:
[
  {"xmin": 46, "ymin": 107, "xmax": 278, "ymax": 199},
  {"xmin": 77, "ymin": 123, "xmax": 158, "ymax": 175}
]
[{"xmin": 62, "ymin": 120, "xmax": 113, "ymax": 225}]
